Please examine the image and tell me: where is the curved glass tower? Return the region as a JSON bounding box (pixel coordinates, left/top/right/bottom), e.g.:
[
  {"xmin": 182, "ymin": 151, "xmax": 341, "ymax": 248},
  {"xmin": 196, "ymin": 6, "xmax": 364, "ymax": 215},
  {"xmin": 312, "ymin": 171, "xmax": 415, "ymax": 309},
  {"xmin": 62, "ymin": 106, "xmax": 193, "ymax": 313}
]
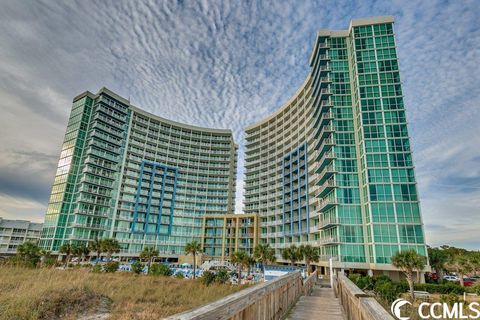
[
  {"xmin": 40, "ymin": 87, "xmax": 237, "ymax": 258},
  {"xmin": 244, "ymin": 16, "xmax": 427, "ymax": 275}
]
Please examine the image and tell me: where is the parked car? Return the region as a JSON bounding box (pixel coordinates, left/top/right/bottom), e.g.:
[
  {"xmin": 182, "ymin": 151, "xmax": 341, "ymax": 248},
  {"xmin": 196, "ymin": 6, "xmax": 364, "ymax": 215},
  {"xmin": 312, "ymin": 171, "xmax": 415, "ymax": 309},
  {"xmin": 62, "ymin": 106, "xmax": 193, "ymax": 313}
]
[
  {"xmin": 462, "ymin": 278, "xmax": 476, "ymax": 287},
  {"xmin": 443, "ymin": 275, "xmax": 459, "ymax": 282}
]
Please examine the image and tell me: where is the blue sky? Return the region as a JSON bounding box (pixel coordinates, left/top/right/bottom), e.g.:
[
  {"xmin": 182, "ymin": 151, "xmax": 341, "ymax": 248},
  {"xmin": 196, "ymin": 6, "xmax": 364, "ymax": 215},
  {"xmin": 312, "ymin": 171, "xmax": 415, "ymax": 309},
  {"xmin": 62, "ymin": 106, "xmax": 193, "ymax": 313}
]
[{"xmin": 0, "ymin": 0, "xmax": 478, "ymax": 249}]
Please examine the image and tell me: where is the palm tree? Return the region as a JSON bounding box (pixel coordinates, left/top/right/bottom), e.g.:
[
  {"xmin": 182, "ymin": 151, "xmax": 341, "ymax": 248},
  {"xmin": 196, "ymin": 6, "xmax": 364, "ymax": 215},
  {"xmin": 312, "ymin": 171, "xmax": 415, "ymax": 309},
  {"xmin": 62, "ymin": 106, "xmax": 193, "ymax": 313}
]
[
  {"xmin": 17, "ymin": 241, "xmax": 41, "ymax": 266},
  {"xmin": 244, "ymin": 255, "xmax": 256, "ymax": 276},
  {"xmin": 39, "ymin": 249, "xmax": 51, "ymax": 267},
  {"xmin": 446, "ymin": 253, "xmax": 474, "ymax": 287},
  {"xmin": 71, "ymin": 243, "xmax": 84, "ymax": 263},
  {"xmin": 90, "ymin": 238, "xmax": 103, "ymax": 262},
  {"xmin": 140, "ymin": 246, "xmax": 159, "ymax": 271},
  {"xmin": 185, "ymin": 240, "xmax": 202, "ymax": 279},
  {"xmin": 101, "ymin": 238, "xmax": 120, "ymax": 261},
  {"xmin": 299, "ymin": 244, "xmax": 319, "ymax": 275},
  {"xmin": 427, "ymin": 246, "xmax": 448, "ymax": 282},
  {"xmin": 391, "ymin": 249, "xmax": 426, "ymax": 301},
  {"xmin": 282, "ymin": 245, "xmax": 301, "ymax": 266},
  {"xmin": 79, "ymin": 244, "xmax": 90, "ymax": 262},
  {"xmin": 231, "ymin": 251, "xmax": 247, "ymax": 283},
  {"xmin": 59, "ymin": 243, "xmax": 73, "ymax": 267},
  {"xmin": 254, "ymin": 243, "xmax": 276, "ymax": 279}
]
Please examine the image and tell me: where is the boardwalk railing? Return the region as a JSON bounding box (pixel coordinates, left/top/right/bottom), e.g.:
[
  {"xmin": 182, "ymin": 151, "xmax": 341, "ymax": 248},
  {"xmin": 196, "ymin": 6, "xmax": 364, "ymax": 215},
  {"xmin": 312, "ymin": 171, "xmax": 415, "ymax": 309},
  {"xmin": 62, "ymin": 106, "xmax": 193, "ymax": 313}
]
[
  {"xmin": 166, "ymin": 271, "xmax": 317, "ymax": 320},
  {"xmin": 333, "ymin": 273, "xmax": 394, "ymax": 320},
  {"xmin": 302, "ymin": 270, "xmax": 318, "ymax": 295}
]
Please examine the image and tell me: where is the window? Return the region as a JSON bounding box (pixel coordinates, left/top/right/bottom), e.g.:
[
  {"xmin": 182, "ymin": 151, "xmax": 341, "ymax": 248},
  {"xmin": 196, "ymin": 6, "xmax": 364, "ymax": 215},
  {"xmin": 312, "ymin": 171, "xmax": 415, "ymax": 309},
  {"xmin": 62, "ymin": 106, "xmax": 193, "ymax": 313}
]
[
  {"xmin": 393, "ymin": 184, "xmax": 417, "ymax": 201},
  {"xmin": 373, "ymin": 224, "xmax": 398, "ymax": 243},
  {"xmin": 368, "ymin": 169, "xmax": 391, "ymax": 183},
  {"xmin": 369, "ymin": 184, "xmax": 393, "ymax": 201},
  {"xmin": 357, "ymin": 62, "xmax": 377, "ymax": 74},
  {"xmin": 378, "ymin": 60, "xmax": 398, "ymax": 72},
  {"xmin": 398, "ymin": 224, "xmax": 424, "ymax": 243},
  {"xmin": 366, "ymin": 154, "xmax": 389, "ymax": 168},
  {"xmin": 358, "ymin": 73, "xmax": 379, "ymax": 86},
  {"xmin": 370, "ymin": 203, "xmax": 395, "ymax": 222},
  {"xmin": 374, "ymin": 35, "xmax": 395, "ymax": 48}
]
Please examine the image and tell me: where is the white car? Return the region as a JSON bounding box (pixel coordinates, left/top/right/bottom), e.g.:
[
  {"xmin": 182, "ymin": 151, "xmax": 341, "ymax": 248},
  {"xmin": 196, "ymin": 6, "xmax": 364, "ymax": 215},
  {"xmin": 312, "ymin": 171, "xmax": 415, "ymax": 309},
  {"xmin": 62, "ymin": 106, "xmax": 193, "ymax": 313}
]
[{"xmin": 443, "ymin": 275, "xmax": 459, "ymax": 282}]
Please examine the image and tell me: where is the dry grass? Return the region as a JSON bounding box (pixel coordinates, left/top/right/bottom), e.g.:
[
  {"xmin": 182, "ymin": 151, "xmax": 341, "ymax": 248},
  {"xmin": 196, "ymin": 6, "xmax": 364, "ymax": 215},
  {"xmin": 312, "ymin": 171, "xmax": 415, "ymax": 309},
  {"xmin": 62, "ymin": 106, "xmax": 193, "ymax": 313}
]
[{"xmin": 0, "ymin": 266, "xmax": 247, "ymax": 320}]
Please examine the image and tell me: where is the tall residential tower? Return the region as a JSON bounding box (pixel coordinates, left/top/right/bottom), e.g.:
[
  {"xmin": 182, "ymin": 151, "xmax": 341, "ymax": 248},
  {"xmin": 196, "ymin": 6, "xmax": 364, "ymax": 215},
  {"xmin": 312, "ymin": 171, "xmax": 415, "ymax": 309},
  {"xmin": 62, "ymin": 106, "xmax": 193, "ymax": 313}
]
[
  {"xmin": 244, "ymin": 16, "xmax": 427, "ymax": 276},
  {"xmin": 40, "ymin": 88, "xmax": 237, "ymax": 259}
]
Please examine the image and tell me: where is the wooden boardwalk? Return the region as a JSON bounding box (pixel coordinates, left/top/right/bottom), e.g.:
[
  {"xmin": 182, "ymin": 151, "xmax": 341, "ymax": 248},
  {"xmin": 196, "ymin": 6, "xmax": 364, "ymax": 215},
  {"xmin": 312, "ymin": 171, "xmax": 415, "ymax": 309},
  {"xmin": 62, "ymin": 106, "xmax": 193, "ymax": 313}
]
[{"xmin": 286, "ymin": 284, "xmax": 346, "ymax": 320}]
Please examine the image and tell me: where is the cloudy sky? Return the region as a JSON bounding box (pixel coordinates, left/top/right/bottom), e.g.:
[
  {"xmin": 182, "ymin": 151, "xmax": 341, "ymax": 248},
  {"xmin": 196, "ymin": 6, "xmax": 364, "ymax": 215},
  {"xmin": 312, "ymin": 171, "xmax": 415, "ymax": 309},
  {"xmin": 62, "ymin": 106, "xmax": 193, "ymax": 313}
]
[{"xmin": 0, "ymin": 0, "xmax": 479, "ymax": 249}]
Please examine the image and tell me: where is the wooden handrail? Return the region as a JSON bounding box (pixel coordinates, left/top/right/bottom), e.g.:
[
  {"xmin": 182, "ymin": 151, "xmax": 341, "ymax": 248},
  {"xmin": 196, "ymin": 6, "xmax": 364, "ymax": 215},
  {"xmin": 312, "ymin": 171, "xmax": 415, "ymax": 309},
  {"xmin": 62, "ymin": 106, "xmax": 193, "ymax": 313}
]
[
  {"xmin": 333, "ymin": 274, "xmax": 394, "ymax": 320},
  {"xmin": 166, "ymin": 271, "xmax": 312, "ymax": 320}
]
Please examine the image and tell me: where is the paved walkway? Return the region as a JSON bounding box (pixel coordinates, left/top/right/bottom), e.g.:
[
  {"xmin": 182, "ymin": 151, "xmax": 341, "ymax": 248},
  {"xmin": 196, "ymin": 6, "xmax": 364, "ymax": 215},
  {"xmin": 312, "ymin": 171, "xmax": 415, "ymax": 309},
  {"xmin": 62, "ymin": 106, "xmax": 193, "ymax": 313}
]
[{"xmin": 286, "ymin": 285, "xmax": 346, "ymax": 320}]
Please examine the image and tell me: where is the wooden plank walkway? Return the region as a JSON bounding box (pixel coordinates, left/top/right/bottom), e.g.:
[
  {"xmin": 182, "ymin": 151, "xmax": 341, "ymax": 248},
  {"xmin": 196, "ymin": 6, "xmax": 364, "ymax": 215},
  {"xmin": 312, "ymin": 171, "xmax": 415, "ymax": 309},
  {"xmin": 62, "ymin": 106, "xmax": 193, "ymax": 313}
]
[{"xmin": 286, "ymin": 285, "xmax": 346, "ymax": 320}]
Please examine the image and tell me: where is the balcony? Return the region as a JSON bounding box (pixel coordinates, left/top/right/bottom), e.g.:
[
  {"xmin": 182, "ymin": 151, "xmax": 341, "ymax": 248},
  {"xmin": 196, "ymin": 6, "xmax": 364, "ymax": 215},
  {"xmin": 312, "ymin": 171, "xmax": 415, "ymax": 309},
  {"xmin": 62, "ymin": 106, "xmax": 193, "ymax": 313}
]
[
  {"xmin": 319, "ymin": 54, "xmax": 330, "ymax": 61},
  {"xmin": 318, "ymin": 216, "xmax": 340, "ymax": 230},
  {"xmin": 318, "ymin": 177, "xmax": 337, "ymax": 197},
  {"xmin": 318, "ymin": 124, "xmax": 334, "ymax": 140},
  {"xmin": 317, "ymin": 151, "xmax": 335, "ymax": 171},
  {"xmin": 318, "ymin": 111, "xmax": 333, "ymax": 127},
  {"xmin": 318, "ymin": 235, "xmax": 340, "ymax": 245},
  {"xmin": 320, "ymin": 88, "xmax": 332, "ymax": 96},
  {"xmin": 320, "ymin": 76, "xmax": 332, "ymax": 83},
  {"xmin": 318, "ymin": 197, "xmax": 338, "ymax": 212},
  {"xmin": 317, "ymin": 163, "xmax": 336, "ymax": 184},
  {"xmin": 319, "ymin": 65, "xmax": 331, "ymax": 74},
  {"xmin": 317, "ymin": 137, "xmax": 335, "ymax": 154},
  {"xmin": 318, "ymin": 42, "xmax": 329, "ymax": 49}
]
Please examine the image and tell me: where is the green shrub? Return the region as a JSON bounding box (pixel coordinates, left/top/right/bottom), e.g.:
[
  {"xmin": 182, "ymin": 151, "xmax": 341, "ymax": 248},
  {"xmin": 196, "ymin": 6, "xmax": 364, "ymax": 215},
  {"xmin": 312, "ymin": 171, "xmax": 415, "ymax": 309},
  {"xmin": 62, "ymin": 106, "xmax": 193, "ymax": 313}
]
[
  {"xmin": 201, "ymin": 271, "xmax": 216, "ymax": 286},
  {"xmin": 43, "ymin": 257, "xmax": 57, "ymax": 268},
  {"xmin": 131, "ymin": 261, "xmax": 144, "ymax": 274},
  {"xmin": 215, "ymin": 269, "xmax": 230, "ymax": 284},
  {"xmin": 414, "ymin": 282, "xmax": 465, "ymax": 295},
  {"xmin": 92, "ymin": 264, "xmax": 102, "ymax": 273},
  {"xmin": 473, "ymin": 284, "xmax": 480, "ymax": 296},
  {"xmin": 375, "ymin": 281, "xmax": 402, "ymax": 304},
  {"xmin": 104, "ymin": 261, "xmax": 119, "ymax": 273},
  {"xmin": 440, "ymin": 293, "xmax": 460, "ymax": 307},
  {"xmin": 356, "ymin": 275, "xmax": 374, "ymax": 290},
  {"xmin": 175, "ymin": 272, "xmax": 185, "ymax": 279},
  {"xmin": 348, "ymin": 273, "xmax": 361, "ymax": 285},
  {"xmin": 149, "ymin": 263, "xmax": 171, "ymax": 276}
]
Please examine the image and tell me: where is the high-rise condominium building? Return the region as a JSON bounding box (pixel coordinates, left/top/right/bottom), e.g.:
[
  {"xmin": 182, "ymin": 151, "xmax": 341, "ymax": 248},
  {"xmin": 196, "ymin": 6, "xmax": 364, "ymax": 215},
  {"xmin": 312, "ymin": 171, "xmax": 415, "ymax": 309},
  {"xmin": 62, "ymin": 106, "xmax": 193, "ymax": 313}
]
[
  {"xmin": 244, "ymin": 16, "xmax": 427, "ymax": 275},
  {"xmin": 40, "ymin": 88, "xmax": 237, "ymax": 258}
]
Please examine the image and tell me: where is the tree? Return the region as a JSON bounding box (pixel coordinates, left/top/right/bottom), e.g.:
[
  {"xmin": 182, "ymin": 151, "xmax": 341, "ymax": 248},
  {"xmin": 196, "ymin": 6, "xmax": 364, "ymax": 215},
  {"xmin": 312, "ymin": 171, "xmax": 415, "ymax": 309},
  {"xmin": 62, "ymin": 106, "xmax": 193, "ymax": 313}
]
[
  {"xmin": 299, "ymin": 244, "xmax": 319, "ymax": 275},
  {"xmin": 231, "ymin": 251, "xmax": 247, "ymax": 283},
  {"xmin": 39, "ymin": 249, "xmax": 51, "ymax": 267},
  {"xmin": 16, "ymin": 241, "xmax": 41, "ymax": 267},
  {"xmin": 101, "ymin": 238, "xmax": 120, "ymax": 261},
  {"xmin": 90, "ymin": 238, "xmax": 103, "ymax": 262},
  {"xmin": 244, "ymin": 255, "xmax": 256, "ymax": 276},
  {"xmin": 391, "ymin": 249, "xmax": 426, "ymax": 301},
  {"xmin": 254, "ymin": 243, "xmax": 276, "ymax": 279},
  {"xmin": 140, "ymin": 246, "xmax": 159, "ymax": 271},
  {"xmin": 59, "ymin": 243, "xmax": 74, "ymax": 267},
  {"xmin": 446, "ymin": 253, "xmax": 474, "ymax": 287},
  {"xmin": 80, "ymin": 244, "xmax": 90, "ymax": 262},
  {"xmin": 427, "ymin": 246, "xmax": 448, "ymax": 282},
  {"xmin": 185, "ymin": 240, "xmax": 202, "ymax": 279},
  {"xmin": 282, "ymin": 245, "xmax": 301, "ymax": 266},
  {"xmin": 131, "ymin": 261, "xmax": 144, "ymax": 274},
  {"xmin": 71, "ymin": 243, "xmax": 89, "ymax": 263}
]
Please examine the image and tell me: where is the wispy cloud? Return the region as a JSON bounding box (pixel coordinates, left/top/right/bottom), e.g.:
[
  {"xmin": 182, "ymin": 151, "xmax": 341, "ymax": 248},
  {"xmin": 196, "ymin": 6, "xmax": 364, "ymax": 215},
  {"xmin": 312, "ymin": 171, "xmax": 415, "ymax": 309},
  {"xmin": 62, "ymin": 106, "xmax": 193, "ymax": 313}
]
[{"xmin": 0, "ymin": 0, "xmax": 478, "ymax": 249}]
